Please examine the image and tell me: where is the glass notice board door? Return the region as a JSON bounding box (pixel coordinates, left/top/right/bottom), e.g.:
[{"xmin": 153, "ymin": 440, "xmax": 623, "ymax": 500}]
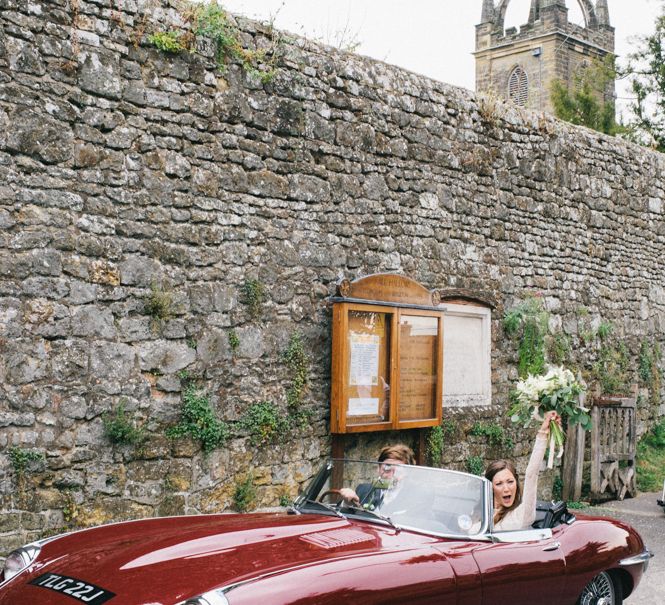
[
  {"xmin": 398, "ymin": 313, "xmax": 441, "ymax": 424},
  {"xmin": 331, "ymin": 302, "xmax": 443, "ymax": 433},
  {"xmin": 346, "ymin": 310, "xmax": 393, "ymax": 428}
]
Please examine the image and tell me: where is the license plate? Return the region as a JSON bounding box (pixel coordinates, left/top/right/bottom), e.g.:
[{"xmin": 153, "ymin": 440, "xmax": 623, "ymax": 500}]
[{"xmin": 29, "ymin": 573, "xmax": 115, "ymax": 604}]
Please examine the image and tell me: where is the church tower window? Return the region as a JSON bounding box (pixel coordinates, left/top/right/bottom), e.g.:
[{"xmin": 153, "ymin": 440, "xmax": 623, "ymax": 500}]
[
  {"xmin": 475, "ymin": 0, "xmax": 615, "ymax": 115},
  {"xmin": 508, "ymin": 66, "xmax": 529, "ymax": 106}
]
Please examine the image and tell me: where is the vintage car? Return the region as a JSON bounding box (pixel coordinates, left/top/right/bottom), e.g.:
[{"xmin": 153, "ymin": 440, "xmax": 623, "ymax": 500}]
[{"xmin": 0, "ymin": 459, "xmax": 653, "ymax": 605}]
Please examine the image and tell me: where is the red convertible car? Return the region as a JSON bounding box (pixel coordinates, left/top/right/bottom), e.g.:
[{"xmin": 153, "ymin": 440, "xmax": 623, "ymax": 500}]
[{"xmin": 0, "ymin": 459, "xmax": 653, "ymax": 604}]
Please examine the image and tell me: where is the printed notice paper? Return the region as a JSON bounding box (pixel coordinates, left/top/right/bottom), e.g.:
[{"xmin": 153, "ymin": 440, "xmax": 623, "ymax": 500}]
[
  {"xmin": 348, "ymin": 397, "xmax": 380, "ymax": 416},
  {"xmin": 349, "ymin": 334, "xmax": 380, "ymax": 386}
]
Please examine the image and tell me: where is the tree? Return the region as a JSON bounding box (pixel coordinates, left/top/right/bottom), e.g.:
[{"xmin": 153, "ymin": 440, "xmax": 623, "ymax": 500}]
[
  {"xmin": 550, "ymin": 55, "xmax": 617, "ymax": 135},
  {"xmin": 622, "ymin": 8, "xmax": 665, "ymax": 152}
]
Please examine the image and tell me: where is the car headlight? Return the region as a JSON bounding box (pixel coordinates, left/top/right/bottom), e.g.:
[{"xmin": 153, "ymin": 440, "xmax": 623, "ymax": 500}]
[
  {"xmin": 182, "ymin": 589, "xmax": 230, "ymax": 605},
  {"xmin": 2, "ymin": 543, "xmax": 41, "ymax": 583}
]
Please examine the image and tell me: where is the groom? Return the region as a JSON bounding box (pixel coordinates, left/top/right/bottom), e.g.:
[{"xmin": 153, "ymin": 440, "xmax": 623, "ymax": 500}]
[{"xmin": 339, "ymin": 444, "xmax": 415, "ymax": 509}]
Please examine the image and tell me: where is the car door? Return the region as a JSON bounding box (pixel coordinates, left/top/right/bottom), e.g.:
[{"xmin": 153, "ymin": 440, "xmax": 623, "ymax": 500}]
[{"xmin": 472, "ymin": 528, "xmax": 565, "ymax": 605}]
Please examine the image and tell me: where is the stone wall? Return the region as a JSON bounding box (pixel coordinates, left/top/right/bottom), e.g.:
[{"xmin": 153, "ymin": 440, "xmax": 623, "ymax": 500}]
[{"xmin": 1, "ymin": 0, "xmax": 664, "ymax": 553}]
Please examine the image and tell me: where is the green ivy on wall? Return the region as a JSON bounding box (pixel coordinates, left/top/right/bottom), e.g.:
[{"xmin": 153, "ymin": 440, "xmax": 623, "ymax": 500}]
[
  {"xmin": 469, "ymin": 422, "xmax": 514, "ymax": 450},
  {"xmin": 241, "ymin": 278, "xmax": 266, "ymax": 320},
  {"xmin": 239, "ymin": 400, "xmax": 290, "ymax": 446},
  {"xmin": 149, "ymin": 2, "xmax": 282, "ymax": 84},
  {"xmin": 503, "ymin": 294, "xmax": 548, "ymax": 378},
  {"xmin": 8, "ymin": 447, "xmax": 44, "ymax": 480},
  {"xmin": 425, "ymin": 419, "xmax": 457, "ymax": 467},
  {"xmin": 233, "ymin": 474, "xmax": 257, "ymax": 512},
  {"xmin": 103, "ymin": 403, "xmax": 146, "ymax": 446},
  {"xmin": 283, "ymin": 332, "xmax": 311, "ymax": 425},
  {"xmin": 639, "ymin": 340, "xmax": 662, "ymax": 404},
  {"xmin": 167, "ymin": 375, "xmax": 229, "ymax": 453}
]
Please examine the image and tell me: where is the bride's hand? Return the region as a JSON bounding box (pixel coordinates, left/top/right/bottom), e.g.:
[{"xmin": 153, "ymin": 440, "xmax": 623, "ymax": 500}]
[{"xmin": 539, "ymin": 410, "xmax": 561, "ymax": 433}]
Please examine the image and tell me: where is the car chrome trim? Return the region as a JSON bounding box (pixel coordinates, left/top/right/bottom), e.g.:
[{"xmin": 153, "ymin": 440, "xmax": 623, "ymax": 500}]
[
  {"xmin": 542, "ymin": 541, "xmax": 561, "ymax": 551},
  {"xmin": 619, "ymin": 550, "xmax": 653, "ymax": 566},
  {"xmin": 178, "ymin": 589, "xmax": 230, "ymax": 605},
  {"xmin": 0, "ymin": 543, "xmax": 42, "ymax": 586},
  {"xmin": 491, "ymin": 528, "xmax": 553, "ymax": 543}
]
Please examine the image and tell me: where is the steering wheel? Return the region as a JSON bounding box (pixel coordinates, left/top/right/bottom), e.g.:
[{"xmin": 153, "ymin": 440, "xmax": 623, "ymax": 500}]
[{"xmin": 318, "ymin": 489, "xmax": 343, "ymax": 503}]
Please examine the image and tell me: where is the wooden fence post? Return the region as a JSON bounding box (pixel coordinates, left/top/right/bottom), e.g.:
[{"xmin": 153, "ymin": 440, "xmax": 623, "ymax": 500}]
[
  {"xmin": 562, "ymin": 389, "xmax": 587, "ymax": 502},
  {"xmin": 562, "ymin": 423, "xmax": 585, "ymax": 501}
]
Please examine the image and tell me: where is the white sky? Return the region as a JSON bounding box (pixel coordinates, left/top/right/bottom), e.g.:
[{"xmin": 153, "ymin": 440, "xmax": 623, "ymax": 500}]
[{"xmin": 222, "ymin": 0, "xmax": 664, "ymax": 118}]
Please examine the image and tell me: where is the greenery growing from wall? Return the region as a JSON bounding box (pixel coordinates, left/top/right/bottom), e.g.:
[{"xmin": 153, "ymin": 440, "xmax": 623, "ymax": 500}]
[
  {"xmin": 547, "ymin": 332, "xmax": 571, "ymax": 366},
  {"xmin": 144, "ymin": 282, "xmax": 174, "ymax": 321},
  {"xmin": 283, "ymin": 332, "xmax": 309, "ymax": 413},
  {"xmin": 596, "ymin": 321, "xmax": 613, "ymax": 341},
  {"xmin": 148, "ymin": 30, "xmax": 187, "ymax": 53},
  {"xmin": 505, "ymin": 297, "xmax": 649, "ymax": 399},
  {"xmin": 466, "ymin": 455, "xmax": 485, "ymax": 477},
  {"xmin": 167, "ymin": 376, "xmax": 228, "ymax": 453},
  {"xmin": 228, "ymin": 329, "xmax": 240, "ymax": 356},
  {"xmin": 639, "ymin": 340, "xmax": 662, "ymax": 403},
  {"xmin": 426, "ymin": 425, "xmax": 444, "ymax": 467},
  {"xmin": 149, "ymin": 1, "xmax": 281, "ymax": 83},
  {"xmin": 592, "ymin": 339, "xmax": 631, "ymax": 395},
  {"xmin": 469, "ymin": 422, "xmax": 514, "ymax": 450},
  {"xmin": 503, "ymin": 294, "xmax": 548, "ymax": 377},
  {"xmin": 426, "ymin": 420, "xmax": 457, "ymax": 467},
  {"xmin": 103, "ymin": 403, "xmax": 145, "ymax": 446},
  {"xmin": 239, "ymin": 400, "xmax": 290, "ymax": 446},
  {"xmin": 241, "ymin": 278, "xmax": 266, "ymax": 319},
  {"xmin": 233, "ymin": 474, "xmax": 257, "ymax": 512},
  {"xmin": 636, "ymin": 419, "xmax": 665, "ymax": 491},
  {"xmin": 8, "ymin": 447, "xmax": 44, "ymax": 479},
  {"xmin": 192, "ymin": 1, "xmax": 280, "ymax": 81}
]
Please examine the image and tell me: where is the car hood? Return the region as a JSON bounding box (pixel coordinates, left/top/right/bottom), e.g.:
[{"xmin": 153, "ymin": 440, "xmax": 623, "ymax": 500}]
[{"xmin": 5, "ymin": 512, "xmax": 431, "ymax": 604}]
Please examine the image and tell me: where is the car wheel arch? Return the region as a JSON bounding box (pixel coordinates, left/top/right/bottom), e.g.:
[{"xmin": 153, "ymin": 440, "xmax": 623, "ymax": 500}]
[{"xmin": 609, "ymin": 568, "xmax": 632, "ymax": 600}]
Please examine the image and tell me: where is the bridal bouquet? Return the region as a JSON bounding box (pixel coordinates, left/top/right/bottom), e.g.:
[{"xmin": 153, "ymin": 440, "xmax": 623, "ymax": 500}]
[{"xmin": 509, "ymin": 366, "xmax": 590, "ymax": 468}]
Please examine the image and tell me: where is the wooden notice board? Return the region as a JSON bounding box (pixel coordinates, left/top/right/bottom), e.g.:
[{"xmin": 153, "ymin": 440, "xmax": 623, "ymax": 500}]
[{"xmin": 331, "ymin": 274, "xmax": 444, "ymax": 433}]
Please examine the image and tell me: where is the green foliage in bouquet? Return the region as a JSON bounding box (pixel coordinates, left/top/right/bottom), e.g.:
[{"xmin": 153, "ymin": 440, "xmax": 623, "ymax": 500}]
[{"xmin": 509, "ymin": 366, "xmax": 589, "ymax": 467}]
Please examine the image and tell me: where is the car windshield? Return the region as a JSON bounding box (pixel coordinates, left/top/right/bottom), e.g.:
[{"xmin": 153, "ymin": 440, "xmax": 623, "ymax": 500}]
[{"xmin": 295, "ymin": 459, "xmax": 489, "ymax": 537}]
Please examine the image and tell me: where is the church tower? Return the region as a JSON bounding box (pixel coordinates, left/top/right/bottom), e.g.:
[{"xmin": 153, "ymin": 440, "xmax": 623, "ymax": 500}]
[{"xmin": 475, "ymin": 0, "xmax": 615, "ymax": 113}]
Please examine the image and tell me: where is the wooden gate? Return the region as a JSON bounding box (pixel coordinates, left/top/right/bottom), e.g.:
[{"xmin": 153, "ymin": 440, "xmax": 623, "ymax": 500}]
[
  {"xmin": 562, "ymin": 390, "xmax": 637, "ymax": 502},
  {"xmin": 590, "ymin": 395, "xmax": 637, "ymax": 501}
]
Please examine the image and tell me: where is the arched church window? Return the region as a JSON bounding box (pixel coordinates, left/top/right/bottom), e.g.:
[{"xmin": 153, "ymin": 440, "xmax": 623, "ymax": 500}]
[{"xmin": 508, "ymin": 66, "xmax": 529, "ymax": 106}]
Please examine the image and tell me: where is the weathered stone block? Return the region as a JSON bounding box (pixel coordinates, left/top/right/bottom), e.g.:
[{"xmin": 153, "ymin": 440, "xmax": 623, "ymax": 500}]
[
  {"xmin": 5, "ymin": 341, "xmax": 49, "ymax": 384},
  {"xmin": 235, "ymin": 326, "xmax": 265, "ymax": 360},
  {"xmin": 90, "ymin": 342, "xmax": 136, "ymax": 383},
  {"xmin": 6, "ymin": 36, "xmax": 45, "ymax": 75},
  {"xmin": 247, "ymin": 169, "xmax": 288, "ymax": 198},
  {"xmin": 5, "ymin": 107, "xmax": 73, "ymax": 164},
  {"xmin": 78, "ymin": 50, "xmax": 122, "ymax": 100},
  {"xmin": 71, "ymin": 306, "xmax": 117, "ymax": 338},
  {"xmin": 119, "ymin": 256, "xmax": 162, "ymax": 286},
  {"xmin": 137, "ymin": 340, "xmax": 196, "ymax": 374},
  {"xmin": 288, "ymin": 174, "xmax": 331, "ymax": 203},
  {"xmin": 118, "ymin": 317, "xmax": 152, "ymax": 342}
]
